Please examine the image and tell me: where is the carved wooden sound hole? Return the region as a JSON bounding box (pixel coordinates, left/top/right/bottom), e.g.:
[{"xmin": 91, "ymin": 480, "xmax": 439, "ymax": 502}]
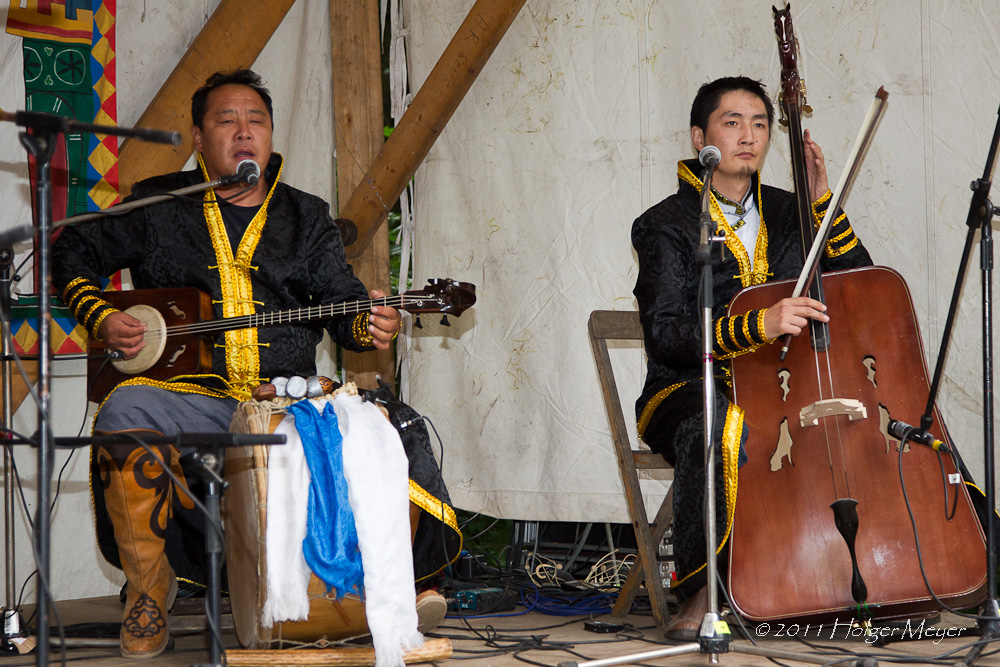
[
  {"xmin": 863, "ymin": 356, "xmax": 877, "ymax": 388},
  {"xmin": 770, "ymin": 418, "xmax": 793, "ymax": 471}
]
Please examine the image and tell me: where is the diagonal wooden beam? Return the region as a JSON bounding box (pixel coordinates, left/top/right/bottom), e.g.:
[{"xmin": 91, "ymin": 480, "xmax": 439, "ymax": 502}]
[
  {"xmin": 340, "ymin": 0, "xmax": 527, "ymax": 259},
  {"xmin": 117, "ymin": 0, "xmax": 297, "ymax": 195}
]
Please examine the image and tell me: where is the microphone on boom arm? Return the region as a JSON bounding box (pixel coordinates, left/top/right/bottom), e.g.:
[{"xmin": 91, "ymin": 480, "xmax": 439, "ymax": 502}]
[{"xmin": 219, "ymin": 159, "xmax": 260, "ymax": 187}]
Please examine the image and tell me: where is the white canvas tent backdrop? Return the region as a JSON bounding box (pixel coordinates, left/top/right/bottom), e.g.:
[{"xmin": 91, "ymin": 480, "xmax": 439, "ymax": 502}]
[{"xmin": 406, "ymin": 0, "xmax": 1000, "ymax": 523}]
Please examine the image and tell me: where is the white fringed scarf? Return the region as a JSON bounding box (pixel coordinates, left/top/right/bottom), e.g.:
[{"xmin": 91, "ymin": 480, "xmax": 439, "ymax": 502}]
[
  {"xmin": 334, "ymin": 393, "xmax": 423, "ymax": 667},
  {"xmin": 261, "ymin": 391, "xmax": 422, "ymax": 667},
  {"xmin": 261, "ymin": 412, "xmax": 312, "ymax": 625}
]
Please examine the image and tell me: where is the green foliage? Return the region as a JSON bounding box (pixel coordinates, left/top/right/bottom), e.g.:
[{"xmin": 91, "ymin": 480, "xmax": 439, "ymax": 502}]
[
  {"xmin": 388, "ymin": 209, "xmax": 411, "ymax": 295},
  {"xmin": 458, "ymin": 510, "xmax": 514, "ymax": 569}
]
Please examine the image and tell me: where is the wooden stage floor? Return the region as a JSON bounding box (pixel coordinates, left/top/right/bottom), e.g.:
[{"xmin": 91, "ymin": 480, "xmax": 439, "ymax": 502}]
[{"xmin": 0, "ymin": 594, "xmax": 993, "ymax": 667}]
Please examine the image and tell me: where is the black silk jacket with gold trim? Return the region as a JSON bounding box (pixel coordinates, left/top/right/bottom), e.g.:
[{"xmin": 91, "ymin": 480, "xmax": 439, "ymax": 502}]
[
  {"xmin": 52, "ymin": 153, "xmax": 372, "ymax": 384},
  {"xmin": 633, "ymin": 159, "xmax": 872, "ymax": 416}
]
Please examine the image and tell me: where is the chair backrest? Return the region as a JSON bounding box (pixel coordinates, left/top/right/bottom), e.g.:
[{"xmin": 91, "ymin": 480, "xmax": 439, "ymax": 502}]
[
  {"xmin": 587, "ymin": 310, "xmax": 669, "ymax": 472},
  {"xmin": 588, "ymin": 309, "xmax": 673, "ymax": 624}
]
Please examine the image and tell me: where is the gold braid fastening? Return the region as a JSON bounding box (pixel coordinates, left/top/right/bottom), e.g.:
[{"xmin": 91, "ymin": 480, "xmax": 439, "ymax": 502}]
[{"xmin": 352, "ymin": 313, "xmax": 374, "ymax": 346}]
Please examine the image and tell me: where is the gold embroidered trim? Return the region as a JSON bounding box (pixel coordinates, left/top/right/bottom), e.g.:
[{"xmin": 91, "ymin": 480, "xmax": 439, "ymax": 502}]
[
  {"xmin": 734, "ymin": 268, "xmax": 773, "ymax": 283},
  {"xmin": 716, "ymin": 341, "xmax": 767, "ymax": 361},
  {"xmin": 69, "ymin": 289, "xmax": 101, "ymax": 313},
  {"xmin": 673, "ymin": 402, "xmax": 742, "ymax": 588},
  {"xmin": 757, "ymin": 309, "xmax": 772, "ymax": 344},
  {"xmin": 91, "ymin": 308, "xmax": 117, "ymax": 338},
  {"xmin": 67, "ymin": 283, "xmax": 100, "ymax": 309},
  {"xmin": 715, "ymin": 317, "xmax": 734, "ymax": 356},
  {"xmin": 752, "ymin": 175, "xmax": 769, "ymax": 281},
  {"xmin": 352, "ymin": 312, "xmax": 373, "ymax": 347},
  {"xmin": 410, "ymin": 483, "xmax": 463, "ymax": 581},
  {"xmin": 637, "ymin": 381, "xmax": 687, "ymax": 437},
  {"xmin": 198, "ymin": 153, "xmax": 283, "ymax": 399},
  {"xmin": 829, "ymin": 225, "xmax": 851, "ymax": 245},
  {"xmin": 827, "ymin": 236, "xmax": 859, "ymax": 257},
  {"xmin": 93, "ymin": 375, "xmax": 238, "ymax": 423},
  {"xmin": 73, "ymin": 293, "xmax": 103, "ymax": 315},
  {"xmin": 811, "ymin": 189, "xmax": 832, "ymax": 209},
  {"xmin": 741, "ymin": 312, "xmax": 753, "ymax": 346},
  {"xmin": 212, "ymin": 298, "xmax": 264, "ymax": 307},
  {"xmin": 409, "ymin": 479, "xmax": 460, "ymax": 533},
  {"xmin": 678, "ymin": 162, "xmax": 770, "ymax": 287},
  {"xmin": 81, "ymin": 298, "xmax": 112, "ymax": 321},
  {"xmin": 208, "ymin": 262, "xmax": 258, "ymax": 272},
  {"xmin": 62, "ymin": 276, "xmax": 89, "ymax": 301}
]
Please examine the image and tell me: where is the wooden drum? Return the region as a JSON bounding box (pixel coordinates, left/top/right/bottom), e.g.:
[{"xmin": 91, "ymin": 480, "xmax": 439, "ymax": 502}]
[{"xmin": 223, "ymin": 400, "xmax": 369, "ymax": 648}]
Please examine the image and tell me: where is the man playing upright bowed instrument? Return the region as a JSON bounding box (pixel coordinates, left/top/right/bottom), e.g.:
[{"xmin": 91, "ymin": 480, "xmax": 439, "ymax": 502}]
[{"xmin": 631, "ymin": 76, "xmax": 872, "ymax": 640}]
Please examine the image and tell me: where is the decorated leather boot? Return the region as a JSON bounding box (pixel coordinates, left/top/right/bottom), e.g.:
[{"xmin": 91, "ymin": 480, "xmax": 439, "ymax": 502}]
[{"xmin": 95, "ymin": 439, "xmax": 180, "ymax": 659}]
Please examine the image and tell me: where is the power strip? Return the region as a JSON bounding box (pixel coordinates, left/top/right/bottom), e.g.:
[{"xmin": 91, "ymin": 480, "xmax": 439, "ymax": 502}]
[{"xmin": 447, "ymin": 587, "xmax": 517, "ymax": 613}]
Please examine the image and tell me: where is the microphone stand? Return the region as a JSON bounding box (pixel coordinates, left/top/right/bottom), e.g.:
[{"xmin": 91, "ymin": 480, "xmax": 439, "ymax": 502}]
[
  {"xmin": 0, "ymin": 246, "xmax": 25, "ymax": 653},
  {"xmin": 1, "ymin": 108, "xmax": 179, "ymax": 667},
  {"xmin": 52, "ymin": 179, "xmax": 243, "ymax": 227},
  {"xmin": 55, "ymin": 433, "xmax": 284, "ymax": 667},
  {"xmin": 695, "ymin": 160, "xmax": 729, "ymax": 659},
  {"xmin": 0, "ymin": 172, "xmax": 248, "ymax": 249},
  {"xmin": 916, "ymin": 102, "xmax": 1000, "ymax": 667},
  {"xmin": 0, "ymin": 161, "xmax": 361, "ymax": 252}
]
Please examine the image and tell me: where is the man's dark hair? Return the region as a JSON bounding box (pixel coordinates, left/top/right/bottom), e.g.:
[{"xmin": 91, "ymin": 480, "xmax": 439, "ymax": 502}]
[
  {"xmin": 191, "ymin": 69, "xmax": 274, "ymax": 129},
  {"xmin": 689, "ymin": 76, "xmax": 774, "ymax": 134}
]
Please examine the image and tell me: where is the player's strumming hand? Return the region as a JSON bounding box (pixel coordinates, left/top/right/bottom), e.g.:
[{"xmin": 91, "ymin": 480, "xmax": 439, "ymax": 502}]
[
  {"xmin": 98, "ymin": 311, "xmax": 147, "ymax": 360},
  {"xmin": 762, "ymin": 296, "xmax": 828, "ymax": 341}
]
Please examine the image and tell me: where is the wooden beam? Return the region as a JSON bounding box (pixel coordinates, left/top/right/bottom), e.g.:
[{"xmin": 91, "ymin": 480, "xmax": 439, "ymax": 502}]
[
  {"xmin": 117, "ymin": 0, "xmax": 297, "ymax": 195},
  {"xmin": 225, "ymin": 637, "xmax": 452, "ymax": 666},
  {"xmin": 341, "ymin": 0, "xmax": 527, "ymax": 259},
  {"xmin": 330, "ymin": 0, "xmax": 393, "ymax": 387}
]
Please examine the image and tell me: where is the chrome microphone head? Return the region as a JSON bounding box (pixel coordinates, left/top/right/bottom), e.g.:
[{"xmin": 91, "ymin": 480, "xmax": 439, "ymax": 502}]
[
  {"xmin": 235, "ymin": 159, "xmax": 260, "ymax": 186},
  {"xmin": 699, "ymin": 145, "xmax": 722, "ymax": 167}
]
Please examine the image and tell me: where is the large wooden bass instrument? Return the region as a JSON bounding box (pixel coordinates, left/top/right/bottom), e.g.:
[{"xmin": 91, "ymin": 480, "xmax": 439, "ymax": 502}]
[{"xmin": 725, "ymin": 5, "xmax": 986, "ymax": 623}]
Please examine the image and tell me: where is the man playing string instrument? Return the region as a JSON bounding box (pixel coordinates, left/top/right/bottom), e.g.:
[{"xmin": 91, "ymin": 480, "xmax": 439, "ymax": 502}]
[
  {"xmin": 52, "ymin": 69, "xmax": 457, "ymax": 659},
  {"xmin": 631, "ymin": 76, "xmax": 872, "ymax": 640}
]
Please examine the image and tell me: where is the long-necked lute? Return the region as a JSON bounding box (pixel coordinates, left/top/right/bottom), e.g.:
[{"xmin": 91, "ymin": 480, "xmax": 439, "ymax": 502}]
[{"xmin": 86, "ymin": 278, "xmax": 475, "ymax": 403}]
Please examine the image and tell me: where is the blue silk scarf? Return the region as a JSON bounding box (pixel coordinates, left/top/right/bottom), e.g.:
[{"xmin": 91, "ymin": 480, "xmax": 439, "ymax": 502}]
[{"xmin": 287, "ymin": 399, "xmax": 364, "ymax": 599}]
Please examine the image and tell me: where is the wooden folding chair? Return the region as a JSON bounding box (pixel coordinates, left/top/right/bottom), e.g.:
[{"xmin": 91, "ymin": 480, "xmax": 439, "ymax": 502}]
[{"xmin": 588, "ymin": 310, "xmax": 674, "ymax": 628}]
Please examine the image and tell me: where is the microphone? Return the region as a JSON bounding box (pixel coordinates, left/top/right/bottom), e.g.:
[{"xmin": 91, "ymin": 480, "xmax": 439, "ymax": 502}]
[
  {"xmin": 696, "ymin": 145, "xmax": 721, "ymax": 262},
  {"xmin": 219, "ymin": 159, "xmax": 260, "ymax": 186},
  {"xmin": 235, "ymin": 159, "xmax": 260, "ymax": 186},
  {"xmin": 699, "ymin": 145, "xmax": 721, "ymax": 167},
  {"xmin": 886, "ymin": 419, "xmax": 951, "ymax": 454}
]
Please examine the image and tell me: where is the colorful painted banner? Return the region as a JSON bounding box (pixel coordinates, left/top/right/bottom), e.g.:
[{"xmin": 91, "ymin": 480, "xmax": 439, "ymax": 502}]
[
  {"xmin": 10, "ymin": 296, "xmax": 89, "ymax": 355},
  {"xmin": 6, "ymin": 0, "xmax": 121, "ymax": 291}
]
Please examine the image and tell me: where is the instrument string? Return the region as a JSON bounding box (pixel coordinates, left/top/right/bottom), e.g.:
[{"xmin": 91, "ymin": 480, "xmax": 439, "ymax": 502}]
[
  {"xmin": 159, "ymin": 295, "xmax": 436, "ymax": 337},
  {"xmin": 781, "ymin": 68, "xmax": 848, "ymax": 500},
  {"xmin": 808, "ymin": 327, "xmax": 845, "ymax": 499},
  {"xmin": 804, "ymin": 91, "xmax": 888, "ymax": 502}
]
